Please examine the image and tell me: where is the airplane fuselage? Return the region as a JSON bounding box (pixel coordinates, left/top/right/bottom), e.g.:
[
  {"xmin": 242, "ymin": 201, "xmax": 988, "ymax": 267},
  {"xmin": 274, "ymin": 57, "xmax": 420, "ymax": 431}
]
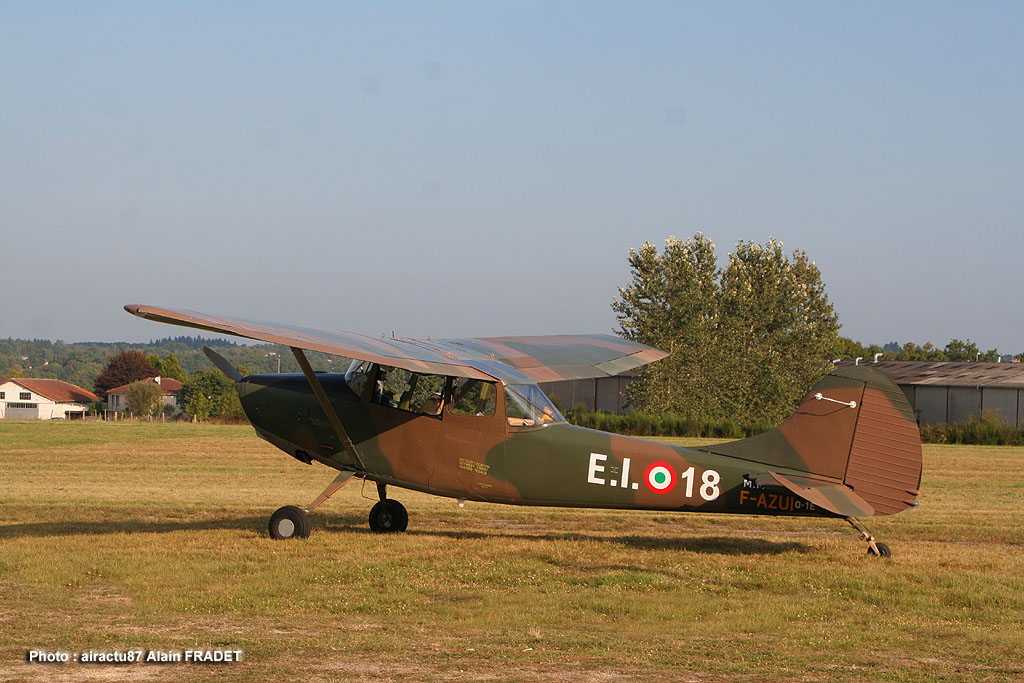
[{"xmin": 238, "ymin": 372, "xmax": 833, "ymax": 519}]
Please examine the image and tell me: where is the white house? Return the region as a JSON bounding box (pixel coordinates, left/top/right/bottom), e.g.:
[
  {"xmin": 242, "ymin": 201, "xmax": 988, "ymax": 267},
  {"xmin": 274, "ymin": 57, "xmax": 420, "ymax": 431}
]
[
  {"xmin": 0, "ymin": 377, "xmax": 98, "ymax": 420},
  {"xmin": 105, "ymin": 376, "xmax": 185, "ymax": 419}
]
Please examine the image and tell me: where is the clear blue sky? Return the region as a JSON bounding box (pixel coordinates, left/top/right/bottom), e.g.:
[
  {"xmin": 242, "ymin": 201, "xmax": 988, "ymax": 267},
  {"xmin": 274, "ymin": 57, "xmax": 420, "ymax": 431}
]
[{"xmin": 2, "ymin": 2, "xmax": 1021, "ymax": 352}]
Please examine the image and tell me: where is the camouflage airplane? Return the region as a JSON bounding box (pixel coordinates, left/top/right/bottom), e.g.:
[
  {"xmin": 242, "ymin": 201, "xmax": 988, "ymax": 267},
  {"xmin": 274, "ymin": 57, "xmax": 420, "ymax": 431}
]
[{"xmin": 126, "ymin": 305, "xmax": 922, "ymax": 557}]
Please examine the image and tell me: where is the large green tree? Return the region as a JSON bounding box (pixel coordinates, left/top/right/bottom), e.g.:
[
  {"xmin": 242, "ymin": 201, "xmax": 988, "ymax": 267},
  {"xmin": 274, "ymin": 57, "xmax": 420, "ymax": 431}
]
[
  {"xmin": 146, "ymin": 352, "xmax": 188, "ymax": 382},
  {"xmin": 613, "ymin": 235, "xmax": 840, "ymax": 426},
  {"xmin": 612, "ymin": 234, "xmax": 721, "ymax": 421},
  {"xmin": 182, "ymin": 371, "xmax": 244, "ymax": 421},
  {"xmin": 717, "ymin": 239, "xmax": 839, "ymax": 424}
]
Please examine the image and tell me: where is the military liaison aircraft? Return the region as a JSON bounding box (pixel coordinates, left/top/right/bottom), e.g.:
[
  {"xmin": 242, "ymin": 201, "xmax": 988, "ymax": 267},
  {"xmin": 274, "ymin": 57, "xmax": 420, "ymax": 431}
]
[{"xmin": 126, "ymin": 305, "xmax": 922, "ymax": 557}]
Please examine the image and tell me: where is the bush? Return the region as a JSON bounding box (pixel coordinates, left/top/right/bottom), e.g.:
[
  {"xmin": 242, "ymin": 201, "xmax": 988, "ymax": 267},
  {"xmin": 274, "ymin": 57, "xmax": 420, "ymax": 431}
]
[
  {"xmin": 125, "ymin": 380, "xmax": 163, "ymax": 419},
  {"xmin": 920, "ymin": 411, "xmax": 1024, "ymax": 446}
]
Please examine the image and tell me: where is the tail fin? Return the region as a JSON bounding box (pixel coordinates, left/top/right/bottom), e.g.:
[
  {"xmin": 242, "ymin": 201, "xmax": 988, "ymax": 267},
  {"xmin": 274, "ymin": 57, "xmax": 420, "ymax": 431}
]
[{"xmin": 701, "ymin": 365, "xmax": 922, "ymax": 517}]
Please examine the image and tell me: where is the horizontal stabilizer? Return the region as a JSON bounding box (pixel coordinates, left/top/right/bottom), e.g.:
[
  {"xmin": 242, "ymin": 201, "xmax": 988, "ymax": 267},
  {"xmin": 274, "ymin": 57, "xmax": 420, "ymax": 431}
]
[
  {"xmin": 755, "ymin": 472, "xmax": 874, "ymax": 518},
  {"xmin": 203, "ymin": 346, "xmax": 243, "ymax": 382}
]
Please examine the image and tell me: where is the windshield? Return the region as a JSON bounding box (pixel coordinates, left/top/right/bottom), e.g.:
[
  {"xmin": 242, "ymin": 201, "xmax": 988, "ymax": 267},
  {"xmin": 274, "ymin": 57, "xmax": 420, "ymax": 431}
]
[
  {"xmin": 505, "ymin": 384, "xmax": 565, "ymax": 426},
  {"xmin": 345, "ymin": 360, "xmax": 374, "ymax": 398}
]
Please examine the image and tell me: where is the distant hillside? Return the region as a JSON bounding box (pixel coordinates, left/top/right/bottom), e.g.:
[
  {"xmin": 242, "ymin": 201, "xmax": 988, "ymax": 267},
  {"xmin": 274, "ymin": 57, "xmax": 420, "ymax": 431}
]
[{"xmin": 0, "ymin": 337, "xmax": 344, "ymax": 391}]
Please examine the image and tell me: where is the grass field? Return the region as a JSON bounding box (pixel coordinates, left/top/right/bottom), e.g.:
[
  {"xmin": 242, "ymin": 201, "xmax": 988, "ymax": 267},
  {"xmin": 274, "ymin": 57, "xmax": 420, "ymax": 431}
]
[{"xmin": 1, "ymin": 421, "xmax": 1022, "ymax": 681}]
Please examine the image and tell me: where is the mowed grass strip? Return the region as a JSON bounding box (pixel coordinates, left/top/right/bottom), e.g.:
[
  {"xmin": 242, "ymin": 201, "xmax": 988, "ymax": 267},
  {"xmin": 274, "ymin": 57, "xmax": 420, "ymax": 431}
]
[{"xmin": 1, "ymin": 421, "xmax": 1022, "ymax": 681}]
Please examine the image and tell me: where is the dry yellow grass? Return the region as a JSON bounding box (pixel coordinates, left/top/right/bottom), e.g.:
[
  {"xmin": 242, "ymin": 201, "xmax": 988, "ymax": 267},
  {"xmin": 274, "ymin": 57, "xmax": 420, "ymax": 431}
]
[{"xmin": 1, "ymin": 421, "xmax": 1022, "ymax": 681}]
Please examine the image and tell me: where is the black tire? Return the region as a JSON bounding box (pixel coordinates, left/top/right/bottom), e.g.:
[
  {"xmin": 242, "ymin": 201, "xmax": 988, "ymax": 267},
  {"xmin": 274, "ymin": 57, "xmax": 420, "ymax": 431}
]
[
  {"xmin": 867, "ymin": 541, "xmax": 891, "ymax": 558},
  {"xmin": 269, "ymin": 505, "xmax": 310, "ymax": 540},
  {"xmin": 369, "ymin": 499, "xmax": 408, "ymax": 533}
]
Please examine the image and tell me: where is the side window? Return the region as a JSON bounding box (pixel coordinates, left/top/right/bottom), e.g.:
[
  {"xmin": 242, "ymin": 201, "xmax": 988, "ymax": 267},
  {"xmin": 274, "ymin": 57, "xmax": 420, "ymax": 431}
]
[
  {"xmin": 371, "ymin": 365, "xmax": 447, "ymax": 416},
  {"xmin": 0, "ymin": 392, "xmax": 5, "ymax": 399},
  {"xmin": 450, "ymin": 378, "xmax": 496, "ymax": 417}
]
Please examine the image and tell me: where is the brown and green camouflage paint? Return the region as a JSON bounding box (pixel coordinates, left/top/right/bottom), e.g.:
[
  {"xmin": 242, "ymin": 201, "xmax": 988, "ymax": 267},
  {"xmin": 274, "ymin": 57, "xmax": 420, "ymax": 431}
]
[{"xmin": 237, "ymin": 364, "xmax": 921, "ymax": 520}]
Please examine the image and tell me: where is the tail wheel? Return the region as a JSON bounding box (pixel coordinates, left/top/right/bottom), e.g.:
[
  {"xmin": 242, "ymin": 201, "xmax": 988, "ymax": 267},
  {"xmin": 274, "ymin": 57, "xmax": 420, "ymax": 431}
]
[
  {"xmin": 867, "ymin": 541, "xmax": 892, "ymax": 558},
  {"xmin": 269, "ymin": 505, "xmax": 311, "ymax": 540},
  {"xmin": 369, "ymin": 499, "xmax": 408, "ymax": 533}
]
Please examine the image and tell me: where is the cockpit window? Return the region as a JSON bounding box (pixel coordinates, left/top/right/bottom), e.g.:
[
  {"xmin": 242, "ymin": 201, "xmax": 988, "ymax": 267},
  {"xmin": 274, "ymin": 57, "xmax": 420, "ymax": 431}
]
[
  {"xmin": 370, "ymin": 365, "xmax": 448, "ymax": 416},
  {"xmin": 450, "ymin": 378, "xmax": 496, "ymax": 416},
  {"xmin": 505, "ymin": 384, "xmax": 565, "ymax": 427}
]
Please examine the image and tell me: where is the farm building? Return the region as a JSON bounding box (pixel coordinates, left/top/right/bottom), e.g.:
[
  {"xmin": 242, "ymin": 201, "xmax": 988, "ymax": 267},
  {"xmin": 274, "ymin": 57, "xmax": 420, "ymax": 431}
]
[
  {"xmin": 105, "ymin": 376, "xmax": 185, "ymax": 419},
  {"xmin": 0, "ymin": 377, "xmax": 98, "ymax": 419},
  {"xmin": 834, "ymin": 360, "xmax": 1024, "ymax": 428}
]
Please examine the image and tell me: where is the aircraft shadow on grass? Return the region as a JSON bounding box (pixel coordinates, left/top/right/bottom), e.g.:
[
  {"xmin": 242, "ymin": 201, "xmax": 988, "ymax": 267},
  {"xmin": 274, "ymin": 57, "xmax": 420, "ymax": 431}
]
[
  {"xmin": 1, "ymin": 515, "xmax": 805, "ymax": 556},
  {"xmin": 0, "ymin": 516, "xmax": 266, "ymax": 539},
  {"xmin": 319, "ymin": 516, "xmax": 807, "ymax": 556}
]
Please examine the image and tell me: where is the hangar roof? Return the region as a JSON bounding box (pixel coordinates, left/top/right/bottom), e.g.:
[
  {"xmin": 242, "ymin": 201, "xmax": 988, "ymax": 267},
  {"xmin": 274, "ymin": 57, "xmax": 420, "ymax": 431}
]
[{"xmin": 834, "ymin": 360, "xmax": 1024, "ymax": 388}]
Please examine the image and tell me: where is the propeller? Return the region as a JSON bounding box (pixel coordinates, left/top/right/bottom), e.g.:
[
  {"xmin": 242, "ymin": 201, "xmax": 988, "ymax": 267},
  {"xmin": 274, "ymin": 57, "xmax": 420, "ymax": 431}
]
[{"xmin": 202, "ymin": 346, "xmax": 243, "ymax": 382}]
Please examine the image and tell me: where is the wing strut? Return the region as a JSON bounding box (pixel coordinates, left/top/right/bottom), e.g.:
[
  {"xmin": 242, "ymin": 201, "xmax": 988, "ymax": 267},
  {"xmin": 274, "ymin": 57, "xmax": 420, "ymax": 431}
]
[{"xmin": 290, "ymin": 347, "xmax": 365, "ymax": 472}]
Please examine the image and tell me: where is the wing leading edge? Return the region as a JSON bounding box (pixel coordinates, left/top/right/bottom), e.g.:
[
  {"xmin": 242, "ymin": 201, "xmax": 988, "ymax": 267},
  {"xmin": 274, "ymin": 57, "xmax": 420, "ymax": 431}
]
[{"xmin": 124, "ymin": 305, "xmax": 668, "ymax": 383}]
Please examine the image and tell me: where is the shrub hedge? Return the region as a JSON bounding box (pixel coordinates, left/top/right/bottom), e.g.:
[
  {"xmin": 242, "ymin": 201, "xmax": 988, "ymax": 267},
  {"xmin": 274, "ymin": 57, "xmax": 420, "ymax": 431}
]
[
  {"xmin": 566, "ymin": 407, "xmax": 1024, "ymax": 446},
  {"xmin": 918, "ymin": 411, "xmax": 1024, "ymax": 446},
  {"xmin": 564, "ymin": 407, "xmax": 773, "ymax": 439}
]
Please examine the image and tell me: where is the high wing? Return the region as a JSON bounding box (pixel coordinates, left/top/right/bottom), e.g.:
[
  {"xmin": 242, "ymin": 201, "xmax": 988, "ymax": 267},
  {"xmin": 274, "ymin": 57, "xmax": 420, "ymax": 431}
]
[
  {"xmin": 124, "ymin": 305, "xmax": 668, "ymax": 383},
  {"xmin": 429, "ymin": 335, "xmax": 668, "ymax": 383}
]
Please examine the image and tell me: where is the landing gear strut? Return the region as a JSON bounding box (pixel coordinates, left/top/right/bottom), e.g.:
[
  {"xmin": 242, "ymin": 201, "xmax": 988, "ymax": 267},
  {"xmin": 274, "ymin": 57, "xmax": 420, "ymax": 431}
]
[
  {"xmin": 368, "ymin": 483, "xmax": 408, "ymax": 533},
  {"xmin": 268, "ymin": 474, "xmax": 409, "ymax": 538},
  {"xmin": 268, "ymin": 470, "xmax": 355, "ymax": 540},
  {"xmin": 846, "ymin": 517, "xmax": 891, "ymax": 558}
]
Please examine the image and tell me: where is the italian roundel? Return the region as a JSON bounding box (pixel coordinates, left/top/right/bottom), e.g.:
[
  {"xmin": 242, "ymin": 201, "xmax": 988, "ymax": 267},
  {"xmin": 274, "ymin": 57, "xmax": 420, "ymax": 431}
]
[{"xmin": 644, "ymin": 461, "xmax": 676, "ymax": 494}]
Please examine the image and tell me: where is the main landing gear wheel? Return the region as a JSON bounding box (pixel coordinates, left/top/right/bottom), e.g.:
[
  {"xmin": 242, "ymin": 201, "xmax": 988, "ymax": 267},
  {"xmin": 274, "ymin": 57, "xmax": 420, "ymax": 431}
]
[
  {"xmin": 867, "ymin": 541, "xmax": 892, "ymax": 558},
  {"xmin": 368, "ymin": 499, "xmax": 408, "ymax": 533},
  {"xmin": 269, "ymin": 505, "xmax": 311, "ymax": 540}
]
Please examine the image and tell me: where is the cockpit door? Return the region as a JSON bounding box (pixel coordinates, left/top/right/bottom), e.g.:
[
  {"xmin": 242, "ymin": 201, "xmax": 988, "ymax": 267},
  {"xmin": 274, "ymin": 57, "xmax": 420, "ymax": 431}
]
[{"xmin": 430, "ymin": 378, "xmax": 511, "ymax": 502}]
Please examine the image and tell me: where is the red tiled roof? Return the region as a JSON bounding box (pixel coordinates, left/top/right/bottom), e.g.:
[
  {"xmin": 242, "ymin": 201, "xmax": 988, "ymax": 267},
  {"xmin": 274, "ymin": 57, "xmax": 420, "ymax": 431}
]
[
  {"xmin": 5, "ymin": 378, "xmax": 98, "ymax": 403},
  {"xmin": 106, "ymin": 377, "xmax": 184, "ymax": 395}
]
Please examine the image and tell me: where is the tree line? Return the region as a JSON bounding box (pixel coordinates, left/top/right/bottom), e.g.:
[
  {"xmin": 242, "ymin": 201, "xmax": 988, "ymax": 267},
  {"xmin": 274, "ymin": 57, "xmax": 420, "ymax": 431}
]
[
  {"xmin": 832, "ymin": 337, "xmax": 1019, "ymax": 363},
  {"xmin": 0, "ymin": 340, "xmax": 338, "ymax": 390},
  {"xmin": 1, "ymin": 339, "xmax": 339, "ymax": 421}
]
